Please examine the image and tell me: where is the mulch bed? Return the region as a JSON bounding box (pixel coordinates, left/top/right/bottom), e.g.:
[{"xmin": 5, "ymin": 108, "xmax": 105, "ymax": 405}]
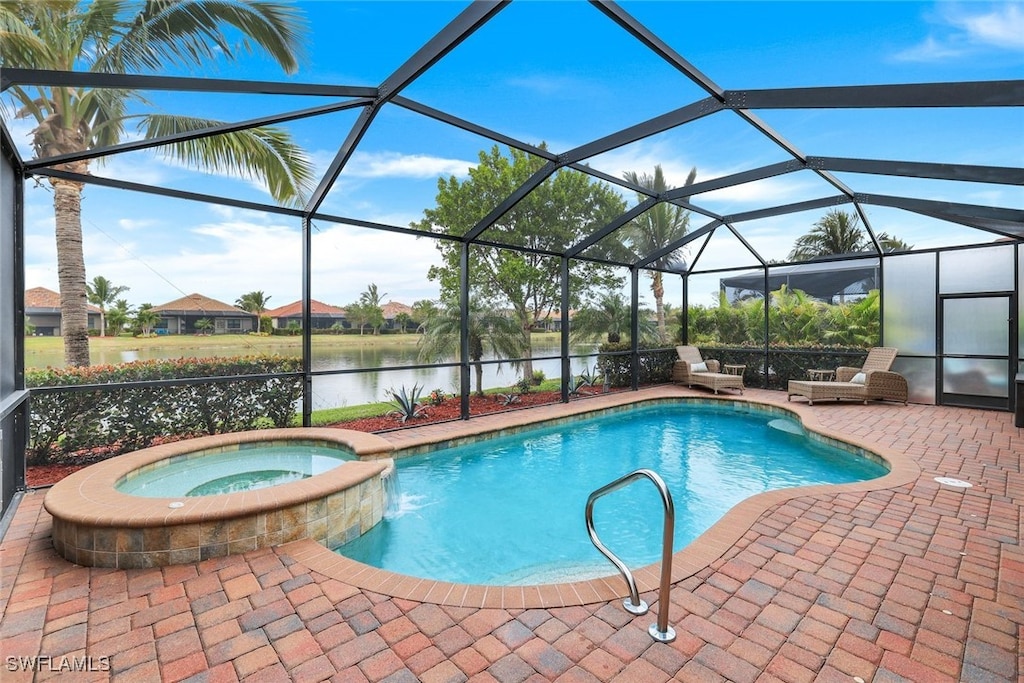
[{"xmin": 328, "ymin": 390, "xmax": 569, "ymax": 433}]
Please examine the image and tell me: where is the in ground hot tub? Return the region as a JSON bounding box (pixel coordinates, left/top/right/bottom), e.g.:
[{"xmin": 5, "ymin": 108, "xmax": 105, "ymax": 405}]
[{"xmin": 44, "ymin": 428, "xmax": 395, "ymax": 568}]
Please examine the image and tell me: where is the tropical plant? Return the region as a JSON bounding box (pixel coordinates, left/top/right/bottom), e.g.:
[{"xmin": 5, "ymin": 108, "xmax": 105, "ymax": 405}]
[
  {"xmin": 414, "ymin": 145, "xmax": 626, "ymax": 379},
  {"xmin": 104, "ymin": 298, "xmax": 133, "ymax": 337},
  {"xmin": 495, "ymin": 392, "xmax": 521, "ymax": 406},
  {"xmin": 386, "ymin": 384, "xmax": 428, "ymax": 423},
  {"xmin": 1, "ymin": 0, "xmax": 314, "ymax": 366},
  {"xmin": 394, "ymin": 312, "xmax": 413, "ymax": 333},
  {"xmin": 569, "ymin": 291, "xmax": 658, "ymax": 344},
  {"xmin": 566, "ymin": 373, "xmax": 584, "ymax": 398},
  {"xmin": 622, "ymin": 165, "xmax": 697, "ymax": 344},
  {"xmin": 133, "ymin": 304, "xmax": 160, "ymax": 337},
  {"xmin": 578, "ymin": 365, "xmax": 602, "ymax": 388},
  {"xmin": 344, "ymin": 301, "xmax": 381, "ymax": 336},
  {"xmin": 417, "ymin": 298, "xmax": 525, "ymax": 397},
  {"xmin": 86, "ymin": 275, "xmax": 129, "ymax": 337},
  {"xmin": 411, "ymin": 299, "xmax": 439, "ymax": 331},
  {"xmin": 426, "ymin": 388, "xmax": 447, "ymax": 406},
  {"xmin": 236, "ymin": 291, "xmax": 272, "ymax": 318},
  {"xmin": 788, "ymin": 210, "xmax": 868, "ymax": 261},
  {"xmin": 194, "ymin": 317, "xmax": 214, "ymax": 335}
]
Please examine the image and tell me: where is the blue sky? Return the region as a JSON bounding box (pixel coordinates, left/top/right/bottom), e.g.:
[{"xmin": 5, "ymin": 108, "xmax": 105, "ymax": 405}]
[{"xmin": 10, "ymin": 1, "xmax": 1024, "ymax": 310}]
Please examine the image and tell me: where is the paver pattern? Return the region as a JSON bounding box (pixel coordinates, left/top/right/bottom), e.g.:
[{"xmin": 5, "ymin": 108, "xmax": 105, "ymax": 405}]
[{"xmin": 1, "ymin": 388, "xmax": 1021, "ymax": 682}]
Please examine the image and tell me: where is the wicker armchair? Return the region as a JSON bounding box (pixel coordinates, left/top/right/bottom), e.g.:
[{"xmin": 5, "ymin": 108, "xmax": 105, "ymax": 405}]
[
  {"xmin": 672, "ymin": 346, "xmax": 743, "ymax": 395},
  {"xmin": 788, "ymin": 347, "xmax": 908, "ymax": 406}
]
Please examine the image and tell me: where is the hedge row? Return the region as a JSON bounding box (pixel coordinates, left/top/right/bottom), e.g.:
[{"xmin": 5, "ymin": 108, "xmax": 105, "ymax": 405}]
[
  {"xmin": 596, "ymin": 343, "xmax": 677, "ymax": 387},
  {"xmin": 27, "ymin": 356, "xmax": 302, "ymax": 466}
]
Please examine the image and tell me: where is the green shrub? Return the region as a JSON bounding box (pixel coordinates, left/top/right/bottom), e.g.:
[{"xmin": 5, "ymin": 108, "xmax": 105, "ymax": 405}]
[
  {"xmin": 597, "ymin": 343, "xmax": 676, "ymax": 387},
  {"xmin": 26, "ymin": 356, "xmax": 302, "ymax": 466}
]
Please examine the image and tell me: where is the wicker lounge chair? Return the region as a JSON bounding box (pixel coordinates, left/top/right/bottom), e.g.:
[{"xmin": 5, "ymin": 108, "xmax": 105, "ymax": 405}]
[
  {"xmin": 672, "ymin": 345, "xmax": 744, "ymax": 395},
  {"xmin": 788, "ymin": 347, "xmax": 908, "ymax": 406}
]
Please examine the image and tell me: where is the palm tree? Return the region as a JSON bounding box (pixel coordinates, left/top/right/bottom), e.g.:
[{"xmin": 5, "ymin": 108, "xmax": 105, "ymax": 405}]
[
  {"xmin": 622, "ymin": 165, "xmax": 697, "ymax": 344},
  {"xmin": 236, "ymin": 291, "xmax": 272, "ymax": 316},
  {"xmin": 418, "ymin": 300, "xmax": 524, "ymax": 397},
  {"xmin": 876, "ymin": 232, "xmax": 914, "ymax": 253},
  {"xmin": 2, "ymin": 1, "xmax": 314, "ymax": 366},
  {"xmin": 359, "ymin": 283, "xmax": 387, "ymax": 334},
  {"xmin": 569, "ymin": 291, "xmax": 657, "ymax": 344},
  {"xmin": 133, "ymin": 304, "xmax": 160, "ymax": 337},
  {"xmin": 105, "ymin": 298, "xmax": 133, "ymax": 337},
  {"xmin": 86, "ymin": 275, "xmax": 129, "ymax": 337},
  {"xmin": 788, "ymin": 210, "xmax": 868, "ymax": 261}
]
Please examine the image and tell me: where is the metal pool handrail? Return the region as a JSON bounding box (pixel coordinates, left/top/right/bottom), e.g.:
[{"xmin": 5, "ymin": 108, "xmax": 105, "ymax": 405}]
[{"xmin": 585, "ymin": 468, "xmax": 676, "ymax": 643}]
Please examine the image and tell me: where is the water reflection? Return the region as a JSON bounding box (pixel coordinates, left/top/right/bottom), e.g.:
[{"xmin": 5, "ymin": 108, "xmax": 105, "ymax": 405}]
[{"xmin": 27, "ymin": 337, "xmax": 601, "ymax": 410}]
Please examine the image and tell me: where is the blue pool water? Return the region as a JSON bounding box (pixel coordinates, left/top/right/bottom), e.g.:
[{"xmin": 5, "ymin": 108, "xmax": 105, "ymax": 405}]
[
  {"xmin": 336, "ymin": 403, "xmax": 887, "ymax": 585},
  {"xmin": 116, "ymin": 443, "xmax": 354, "ymax": 497}
]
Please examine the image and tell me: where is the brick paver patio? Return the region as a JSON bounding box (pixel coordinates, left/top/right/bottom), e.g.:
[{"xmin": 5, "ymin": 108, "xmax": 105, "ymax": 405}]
[{"xmin": 1, "ymin": 387, "xmax": 1021, "ymax": 682}]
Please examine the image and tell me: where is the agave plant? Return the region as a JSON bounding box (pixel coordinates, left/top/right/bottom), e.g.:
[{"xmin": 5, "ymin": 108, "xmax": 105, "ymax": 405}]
[
  {"xmin": 578, "ymin": 365, "xmax": 602, "ymax": 387},
  {"xmin": 386, "ymin": 384, "xmax": 428, "ymax": 423}
]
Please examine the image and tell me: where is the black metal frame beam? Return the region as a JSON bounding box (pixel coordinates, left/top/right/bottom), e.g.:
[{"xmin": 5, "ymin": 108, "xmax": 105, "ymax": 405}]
[
  {"xmin": 23, "ymin": 97, "xmax": 373, "ymax": 171},
  {"xmin": 306, "ymin": 0, "xmax": 509, "ymax": 215},
  {"xmin": 725, "ymin": 195, "xmax": 853, "ymax": 224},
  {"xmin": 858, "ymin": 194, "xmax": 1024, "ymax": 239},
  {"xmin": 0, "ymin": 67, "xmax": 377, "ymax": 97},
  {"xmin": 811, "ymin": 157, "xmax": 1024, "ymax": 186},
  {"xmin": 29, "ymin": 167, "xmax": 305, "ymax": 217},
  {"xmin": 724, "ymin": 80, "xmax": 1024, "ymax": 109}
]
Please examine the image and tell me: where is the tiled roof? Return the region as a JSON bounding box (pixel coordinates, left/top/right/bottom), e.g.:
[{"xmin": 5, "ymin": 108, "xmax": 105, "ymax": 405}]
[
  {"xmin": 265, "ymin": 299, "xmax": 346, "ymax": 318},
  {"xmin": 380, "ymin": 301, "xmax": 413, "ymax": 319},
  {"xmin": 151, "ymin": 293, "xmax": 249, "ymax": 315},
  {"xmin": 25, "ymin": 286, "xmax": 101, "ymax": 312}
]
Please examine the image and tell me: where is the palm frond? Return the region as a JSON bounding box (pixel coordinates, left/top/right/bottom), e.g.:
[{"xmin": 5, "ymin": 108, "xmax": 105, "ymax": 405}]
[
  {"xmin": 140, "ymin": 113, "xmax": 315, "ymax": 206},
  {"xmin": 99, "ymin": 0, "xmax": 306, "ymax": 74}
]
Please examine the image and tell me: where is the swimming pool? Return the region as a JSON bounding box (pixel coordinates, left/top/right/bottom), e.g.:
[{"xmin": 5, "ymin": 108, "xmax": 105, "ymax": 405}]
[{"xmin": 336, "ymin": 403, "xmax": 888, "ymax": 585}]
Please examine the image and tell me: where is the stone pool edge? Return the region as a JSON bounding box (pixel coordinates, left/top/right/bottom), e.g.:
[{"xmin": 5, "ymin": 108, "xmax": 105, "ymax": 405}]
[{"xmin": 287, "ymin": 388, "xmax": 921, "ymax": 609}]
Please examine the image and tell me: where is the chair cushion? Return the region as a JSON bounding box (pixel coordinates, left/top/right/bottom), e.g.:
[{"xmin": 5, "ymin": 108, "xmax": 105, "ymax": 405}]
[
  {"xmin": 851, "ymin": 372, "xmax": 867, "ymax": 384},
  {"xmin": 691, "ymin": 361, "xmax": 708, "ymax": 373}
]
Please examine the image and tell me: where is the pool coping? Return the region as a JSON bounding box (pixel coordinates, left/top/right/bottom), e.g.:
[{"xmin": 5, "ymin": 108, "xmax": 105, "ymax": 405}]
[{"xmin": 285, "ymin": 386, "xmax": 921, "ymax": 609}]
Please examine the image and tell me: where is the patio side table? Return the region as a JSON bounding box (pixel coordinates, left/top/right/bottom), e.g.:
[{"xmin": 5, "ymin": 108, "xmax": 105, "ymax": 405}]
[{"xmin": 723, "ymin": 364, "xmax": 746, "ymax": 376}]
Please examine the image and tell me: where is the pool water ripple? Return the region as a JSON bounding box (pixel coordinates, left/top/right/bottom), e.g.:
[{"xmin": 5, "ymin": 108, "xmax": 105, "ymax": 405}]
[{"xmin": 336, "ymin": 403, "xmax": 887, "ymax": 585}]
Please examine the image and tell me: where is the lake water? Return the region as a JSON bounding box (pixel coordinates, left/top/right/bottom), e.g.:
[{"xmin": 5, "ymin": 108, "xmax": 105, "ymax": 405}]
[{"xmin": 27, "ymin": 338, "xmax": 601, "ymax": 411}]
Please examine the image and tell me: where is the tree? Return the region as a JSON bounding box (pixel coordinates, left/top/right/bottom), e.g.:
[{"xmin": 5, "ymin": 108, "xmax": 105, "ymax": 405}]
[
  {"xmin": 788, "ymin": 210, "xmax": 868, "ymax": 261},
  {"xmin": 411, "ymin": 299, "xmax": 439, "ymax": 331},
  {"xmin": 236, "ymin": 291, "xmax": 272, "ymax": 318},
  {"xmin": 105, "ymin": 298, "xmax": 133, "ymax": 337},
  {"xmin": 414, "ymin": 145, "xmax": 626, "ymax": 378},
  {"xmin": 133, "ymin": 304, "xmax": 160, "ymax": 337},
  {"xmin": 569, "ymin": 291, "xmax": 657, "ymax": 344},
  {"xmin": 621, "ymin": 165, "xmax": 697, "ymax": 344},
  {"xmin": 358, "ymin": 284, "xmax": 386, "ymax": 335},
  {"xmin": 344, "ymin": 302, "xmax": 381, "ymax": 336},
  {"xmin": 393, "ymin": 312, "xmax": 413, "ymax": 333},
  {"xmin": 417, "ymin": 299, "xmax": 525, "ymax": 397},
  {"xmin": 2, "ymin": 1, "xmax": 314, "ymax": 366},
  {"xmin": 194, "ymin": 317, "xmax": 214, "ymax": 335},
  {"xmin": 86, "ymin": 275, "xmax": 129, "ymax": 337},
  {"xmin": 876, "ymin": 232, "xmax": 914, "ymax": 253}
]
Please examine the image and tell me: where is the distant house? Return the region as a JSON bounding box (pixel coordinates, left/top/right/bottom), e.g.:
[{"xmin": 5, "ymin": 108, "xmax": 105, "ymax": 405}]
[
  {"xmin": 534, "ymin": 309, "xmax": 575, "ymax": 332},
  {"xmin": 150, "ymin": 293, "xmax": 256, "ymax": 334},
  {"xmin": 381, "ymin": 301, "xmax": 415, "ymax": 331},
  {"xmin": 264, "ymin": 299, "xmax": 347, "ymax": 330},
  {"xmin": 25, "ymin": 286, "xmax": 101, "ymax": 336}
]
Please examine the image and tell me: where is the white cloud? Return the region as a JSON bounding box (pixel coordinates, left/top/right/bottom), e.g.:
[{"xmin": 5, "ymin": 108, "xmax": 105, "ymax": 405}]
[
  {"xmin": 894, "ymin": 2, "xmax": 1024, "ymax": 62},
  {"xmin": 344, "ymin": 150, "xmax": 473, "ymax": 179},
  {"xmin": 893, "ymin": 35, "xmax": 967, "ymax": 62},
  {"xmin": 955, "ymin": 3, "xmax": 1024, "ymax": 49}
]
